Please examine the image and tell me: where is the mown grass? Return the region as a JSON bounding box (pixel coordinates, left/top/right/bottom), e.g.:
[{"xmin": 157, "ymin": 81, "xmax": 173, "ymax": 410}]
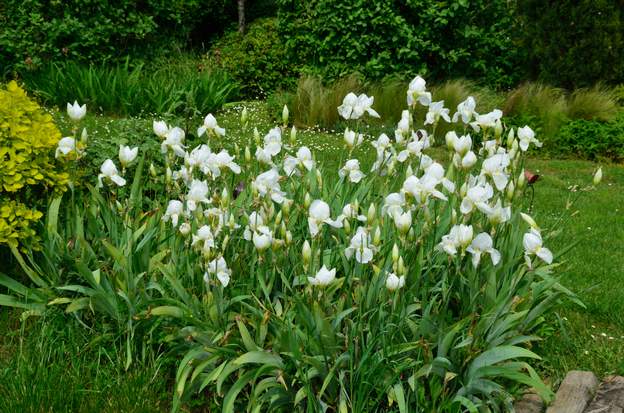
[
  {"xmin": 1, "ymin": 100, "xmax": 622, "ymax": 407},
  {"xmin": 526, "ymin": 158, "xmax": 624, "ymax": 381}
]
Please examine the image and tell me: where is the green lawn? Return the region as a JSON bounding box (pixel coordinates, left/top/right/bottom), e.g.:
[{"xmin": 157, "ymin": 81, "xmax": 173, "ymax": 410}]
[
  {"xmin": 527, "ymin": 158, "xmax": 624, "ymax": 380},
  {"xmin": 1, "ymin": 101, "xmax": 623, "ymax": 410}
]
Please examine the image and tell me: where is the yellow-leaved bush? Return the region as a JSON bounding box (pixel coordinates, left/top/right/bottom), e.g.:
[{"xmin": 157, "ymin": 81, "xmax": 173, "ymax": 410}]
[{"xmin": 0, "ymin": 81, "xmax": 68, "ymax": 248}]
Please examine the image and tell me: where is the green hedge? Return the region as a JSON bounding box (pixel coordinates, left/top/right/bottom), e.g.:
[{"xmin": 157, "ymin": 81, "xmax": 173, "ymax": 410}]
[
  {"xmin": 0, "ymin": 0, "xmax": 233, "ymax": 75},
  {"xmin": 275, "ymin": 0, "xmax": 522, "ymax": 88}
]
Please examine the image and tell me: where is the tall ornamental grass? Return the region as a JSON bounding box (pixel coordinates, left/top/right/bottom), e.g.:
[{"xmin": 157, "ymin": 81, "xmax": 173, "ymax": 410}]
[
  {"xmin": 2, "ymin": 75, "xmax": 599, "ymax": 412},
  {"xmin": 286, "ymin": 76, "xmax": 620, "ymax": 146}
]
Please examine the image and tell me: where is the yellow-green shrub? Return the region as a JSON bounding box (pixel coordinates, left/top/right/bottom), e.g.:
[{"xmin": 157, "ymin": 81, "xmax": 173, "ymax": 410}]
[
  {"xmin": 0, "ymin": 200, "xmax": 43, "ymax": 249},
  {"xmin": 0, "ymin": 81, "xmax": 68, "ymax": 248}
]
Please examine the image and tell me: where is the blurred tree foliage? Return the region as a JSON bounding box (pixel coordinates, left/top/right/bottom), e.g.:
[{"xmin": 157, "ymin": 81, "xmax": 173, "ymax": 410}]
[{"xmin": 515, "ymin": 0, "xmax": 624, "ymax": 88}]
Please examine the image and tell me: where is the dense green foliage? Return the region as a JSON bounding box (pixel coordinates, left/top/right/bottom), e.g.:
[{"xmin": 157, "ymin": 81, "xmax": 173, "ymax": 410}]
[
  {"xmin": 0, "ymin": 0, "xmax": 234, "ymax": 75},
  {"xmin": 209, "ymin": 18, "xmax": 299, "ymax": 97},
  {"xmin": 276, "ymin": 0, "xmax": 521, "ymax": 88},
  {"xmin": 554, "ymin": 112, "xmax": 624, "ymax": 161},
  {"xmin": 24, "ymin": 61, "xmax": 239, "ymax": 117},
  {"xmin": 3, "ymin": 0, "xmax": 623, "ymax": 92},
  {"xmin": 515, "ymin": 0, "xmax": 624, "ymax": 88},
  {"xmin": 401, "ymin": 0, "xmax": 524, "ymax": 87}
]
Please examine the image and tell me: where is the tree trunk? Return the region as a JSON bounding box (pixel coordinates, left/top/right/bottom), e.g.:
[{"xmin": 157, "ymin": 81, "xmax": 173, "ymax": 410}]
[{"xmin": 238, "ymin": 0, "xmax": 246, "ymax": 34}]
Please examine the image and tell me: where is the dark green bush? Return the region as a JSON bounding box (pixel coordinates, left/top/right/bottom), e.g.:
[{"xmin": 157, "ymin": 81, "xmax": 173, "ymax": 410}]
[
  {"xmin": 276, "ymin": 0, "xmax": 522, "ymax": 88},
  {"xmin": 515, "ymin": 0, "xmax": 624, "ymax": 88},
  {"xmin": 209, "ymin": 18, "xmax": 299, "ymax": 98},
  {"xmin": 0, "ymin": 0, "xmax": 234, "ymax": 75},
  {"xmin": 23, "ymin": 61, "xmax": 239, "ymax": 117},
  {"xmin": 553, "ymin": 112, "xmax": 624, "ymax": 161}
]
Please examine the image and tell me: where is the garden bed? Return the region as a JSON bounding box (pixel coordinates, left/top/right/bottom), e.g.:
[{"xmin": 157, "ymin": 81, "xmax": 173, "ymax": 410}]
[{"xmin": 1, "ymin": 79, "xmax": 623, "ymax": 412}]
